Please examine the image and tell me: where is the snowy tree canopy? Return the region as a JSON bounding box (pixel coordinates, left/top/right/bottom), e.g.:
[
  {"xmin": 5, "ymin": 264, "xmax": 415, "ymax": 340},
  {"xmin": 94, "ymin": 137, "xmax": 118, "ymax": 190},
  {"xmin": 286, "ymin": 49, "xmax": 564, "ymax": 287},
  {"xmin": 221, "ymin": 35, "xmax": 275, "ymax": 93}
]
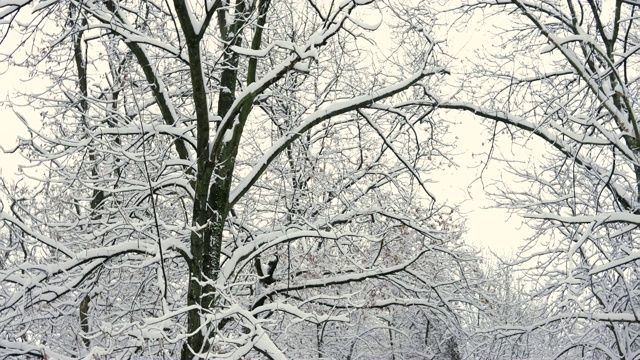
[
  {"xmin": 0, "ymin": 0, "xmax": 483, "ymax": 358},
  {"xmin": 1, "ymin": 0, "xmax": 640, "ymax": 359}
]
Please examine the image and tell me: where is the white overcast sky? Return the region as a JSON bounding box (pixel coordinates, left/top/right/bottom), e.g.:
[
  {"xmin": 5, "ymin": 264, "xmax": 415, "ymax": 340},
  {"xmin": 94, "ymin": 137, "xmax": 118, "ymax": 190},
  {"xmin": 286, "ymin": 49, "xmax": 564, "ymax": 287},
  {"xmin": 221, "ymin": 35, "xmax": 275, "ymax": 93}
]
[{"xmin": 427, "ymin": 5, "xmax": 536, "ymax": 254}]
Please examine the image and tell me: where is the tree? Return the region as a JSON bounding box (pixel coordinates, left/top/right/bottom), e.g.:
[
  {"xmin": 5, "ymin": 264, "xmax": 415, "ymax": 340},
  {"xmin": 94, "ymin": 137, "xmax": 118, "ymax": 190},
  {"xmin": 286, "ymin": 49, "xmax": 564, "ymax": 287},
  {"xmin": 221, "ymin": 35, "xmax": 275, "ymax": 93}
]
[
  {"xmin": 432, "ymin": 1, "xmax": 640, "ymax": 358},
  {"xmin": 461, "ymin": 256, "xmax": 555, "ymax": 359},
  {"xmin": 0, "ymin": 0, "xmax": 480, "ymax": 358}
]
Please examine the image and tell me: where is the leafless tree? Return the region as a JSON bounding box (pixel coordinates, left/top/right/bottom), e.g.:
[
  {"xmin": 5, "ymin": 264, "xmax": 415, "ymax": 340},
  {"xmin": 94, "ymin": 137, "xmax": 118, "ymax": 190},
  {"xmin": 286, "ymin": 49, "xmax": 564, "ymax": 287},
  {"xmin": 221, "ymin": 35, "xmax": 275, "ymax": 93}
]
[
  {"xmin": 432, "ymin": 1, "xmax": 640, "ymax": 358},
  {"xmin": 0, "ymin": 0, "xmax": 482, "ymax": 358}
]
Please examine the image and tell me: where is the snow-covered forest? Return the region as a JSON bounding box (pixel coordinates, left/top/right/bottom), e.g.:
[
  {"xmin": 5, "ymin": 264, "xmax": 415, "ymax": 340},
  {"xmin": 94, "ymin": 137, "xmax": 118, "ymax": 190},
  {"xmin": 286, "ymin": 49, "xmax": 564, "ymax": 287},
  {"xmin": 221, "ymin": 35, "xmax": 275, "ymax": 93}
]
[{"xmin": 0, "ymin": 0, "xmax": 638, "ymax": 358}]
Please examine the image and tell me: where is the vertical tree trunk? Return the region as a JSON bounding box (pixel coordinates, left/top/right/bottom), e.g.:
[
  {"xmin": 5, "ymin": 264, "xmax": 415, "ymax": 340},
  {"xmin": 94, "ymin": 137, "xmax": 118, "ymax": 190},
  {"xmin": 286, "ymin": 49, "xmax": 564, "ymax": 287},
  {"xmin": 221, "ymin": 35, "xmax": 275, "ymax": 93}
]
[
  {"xmin": 72, "ymin": 10, "xmax": 96, "ymax": 350},
  {"xmin": 386, "ymin": 317, "xmax": 396, "ymax": 360},
  {"xmin": 79, "ymin": 294, "xmax": 91, "ymax": 348},
  {"xmin": 176, "ymin": 2, "xmax": 269, "ymax": 357}
]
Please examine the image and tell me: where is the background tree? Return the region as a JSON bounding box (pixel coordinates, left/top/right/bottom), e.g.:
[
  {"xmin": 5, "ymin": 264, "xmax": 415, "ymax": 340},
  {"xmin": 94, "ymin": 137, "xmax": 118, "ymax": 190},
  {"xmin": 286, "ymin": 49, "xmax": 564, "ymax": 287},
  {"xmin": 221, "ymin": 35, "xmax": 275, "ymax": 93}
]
[
  {"xmin": 432, "ymin": 1, "xmax": 640, "ymax": 358},
  {"xmin": 0, "ymin": 0, "xmax": 483, "ymax": 358}
]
